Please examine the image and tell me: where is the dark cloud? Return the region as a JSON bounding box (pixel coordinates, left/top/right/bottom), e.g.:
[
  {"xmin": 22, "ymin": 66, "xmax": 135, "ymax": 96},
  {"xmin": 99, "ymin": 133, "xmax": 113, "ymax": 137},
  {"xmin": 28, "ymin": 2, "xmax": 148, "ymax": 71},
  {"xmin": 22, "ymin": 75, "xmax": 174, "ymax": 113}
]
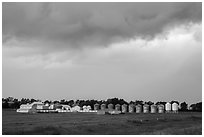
[{"xmin": 2, "ymin": 2, "xmax": 202, "ymax": 49}]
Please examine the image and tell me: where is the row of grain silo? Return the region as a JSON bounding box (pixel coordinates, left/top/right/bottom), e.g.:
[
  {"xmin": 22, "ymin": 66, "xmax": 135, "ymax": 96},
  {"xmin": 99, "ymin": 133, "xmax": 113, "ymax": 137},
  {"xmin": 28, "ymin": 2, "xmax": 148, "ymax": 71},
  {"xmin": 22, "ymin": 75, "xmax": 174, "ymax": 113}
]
[{"xmin": 93, "ymin": 102, "xmax": 178, "ymax": 113}]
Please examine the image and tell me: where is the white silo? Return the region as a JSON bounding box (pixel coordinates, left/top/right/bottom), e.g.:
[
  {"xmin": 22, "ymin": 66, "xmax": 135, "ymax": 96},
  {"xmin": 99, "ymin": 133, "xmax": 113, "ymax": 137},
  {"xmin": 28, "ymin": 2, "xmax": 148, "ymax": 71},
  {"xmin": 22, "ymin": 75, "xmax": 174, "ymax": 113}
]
[
  {"xmin": 128, "ymin": 104, "xmax": 135, "ymax": 113},
  {"xmin": 165, "ymin": 102, "xmax": 171, "ymax": 113},
  {"xmin": 172, "ymin": 103, "xmax": 178, "ymax": 113},
  {"xmin": 143, "ymin": 104, "xmax": 149, "ymax": 113},
  {"xmin": 158, "ymin": 104, "xmax": 164, "ymax": 113},
  {"xmin": 94, "ymin": 103, "xmax": 99, "ymax": 110},
  {"xmin": 101, "ymin": 104, "xmax": 106, "ymax": 110},
  {"xmin": 115, "ymin": 104, "xmax": 121, "ymax": 111},
  {"xmin": 136, "ymin": 104, "xmax": 142, "ymax": 113},
  {"xmin": 150, "ymin": 104, "xmax": 157, "ymax": 113},
  {"xmin": 122, "ymin": 104, "xmax": 128, "ymax": 113},
  {"xmin": 108, "ymin": 104, "xmax": 113, "ymax": 110}
]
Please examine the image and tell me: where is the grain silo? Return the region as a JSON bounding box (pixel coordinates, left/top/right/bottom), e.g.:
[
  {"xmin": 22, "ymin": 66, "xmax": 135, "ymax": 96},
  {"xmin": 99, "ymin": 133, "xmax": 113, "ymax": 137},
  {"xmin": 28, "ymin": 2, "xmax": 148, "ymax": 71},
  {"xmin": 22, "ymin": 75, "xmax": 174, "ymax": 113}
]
[
  {"xmin": 157, "ymin": 104, "xmax": 164, "ymax": 113},
  {"xmin": 115, "ymin": 104, "xmax": 121, "ymax": 111},
  {"xmin": 128, "ymin": 104, "xmax": 135, "ymax": 113},
  {"xmin": 165, "ymin": 102, "xmax": 171, "ymax": 113},
  {"xmin": 101, "ymin": 104, "xmax": 106, "ymax": 110},
  {"xmin": 172, "ymin": 103, "xmax": 178, "ymax": 113},
  {"xmin": 108, "ymin": 103, "xmax": 114, "ymax": 110},
  {"xmin": 94, "ymin": 103, "xmax": 100, "ymax": 110},
  {"xmin": 136, "ymin": 104, "xmax": 142, "ymax": 113},
  {"xmin": 122, "ymin": 104, "xmax": 128, "ymax": 113},
  {"xmin": 143, "ymin": 104, "xmax": 149, "ymax": 113},
  {"xmin": 150, "ymin": 104, "xmax": 157, "ymax": 113}
]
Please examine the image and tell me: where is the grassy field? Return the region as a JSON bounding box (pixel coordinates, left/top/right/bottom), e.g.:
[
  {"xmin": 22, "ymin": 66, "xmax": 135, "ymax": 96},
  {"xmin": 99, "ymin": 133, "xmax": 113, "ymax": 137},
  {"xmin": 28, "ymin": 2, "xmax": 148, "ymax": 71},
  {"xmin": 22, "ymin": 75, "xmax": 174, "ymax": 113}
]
[{"xmin": 2, "ymin": 109, "xmax": 202, "ymax": 135}]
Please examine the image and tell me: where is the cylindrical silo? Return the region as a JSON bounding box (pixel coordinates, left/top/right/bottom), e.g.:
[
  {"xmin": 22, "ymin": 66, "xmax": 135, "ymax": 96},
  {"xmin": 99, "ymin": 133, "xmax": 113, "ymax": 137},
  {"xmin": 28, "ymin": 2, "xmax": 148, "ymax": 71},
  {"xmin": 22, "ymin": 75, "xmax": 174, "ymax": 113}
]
[
  {"xmin": 158, "ymin": 104, "xmax": 164, "ymax": 113},
  {"xmin": 172, "ymin": 103, "xmax": 178, "ymax": 113},
  {"xmin": 165, "ymin": 102, "xmax": 171, "ymax": 113},
  {"xmin": 136, "ymin": 104, "xmax": 142, "ymax": 113},
  {"xmin": 108, "ymin": 104, "xmax": 113, "ymax": 110},
  {"xmin": 143, "ymin": 104, "xmax": 149, "ymax": 113},
  {"xmin": 122, "ymin": 104, "xmax": 128, "ymax": 113},
  {"xmin": 94, "ymin": 103, "xmax": 100, "ymax": 110},
  {"xmin": 115, "ymin": 104, "xmax": 121, "ymax": 111},
  {"xmin": 150, "ymin": 104, "xmax": 157, "ymax": 113},
  {"xmin": 128, "ymin": 104, "xmax": 135, "ymax": 113},
  {"xmin": 101, "ymin": 104, "xmax": 106, "ymax": 110}
]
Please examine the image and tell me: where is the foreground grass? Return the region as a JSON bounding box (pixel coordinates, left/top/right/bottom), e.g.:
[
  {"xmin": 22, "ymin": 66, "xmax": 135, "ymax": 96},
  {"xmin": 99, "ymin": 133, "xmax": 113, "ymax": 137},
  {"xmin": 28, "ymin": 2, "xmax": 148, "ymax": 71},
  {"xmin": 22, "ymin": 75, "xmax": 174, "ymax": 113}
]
[{"xmin": 2, "ymin": 109, "xmax": 202, "ymax": 135}]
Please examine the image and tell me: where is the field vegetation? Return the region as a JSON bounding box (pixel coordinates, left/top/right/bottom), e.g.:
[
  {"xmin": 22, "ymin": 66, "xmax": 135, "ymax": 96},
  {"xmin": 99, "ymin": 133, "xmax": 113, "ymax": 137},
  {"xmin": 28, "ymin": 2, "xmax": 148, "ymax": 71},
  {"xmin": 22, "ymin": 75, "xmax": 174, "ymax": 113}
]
[{"xmin": 2, "ymin": 109, "xmax": 202, "ymax": 135}]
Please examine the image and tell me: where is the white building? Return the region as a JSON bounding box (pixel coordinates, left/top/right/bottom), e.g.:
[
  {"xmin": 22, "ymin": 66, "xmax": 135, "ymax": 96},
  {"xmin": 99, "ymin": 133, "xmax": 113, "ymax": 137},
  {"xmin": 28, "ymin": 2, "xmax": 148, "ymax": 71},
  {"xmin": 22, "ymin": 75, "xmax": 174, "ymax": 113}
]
[{"xmin": 17, "ymin": 102, "xmax": 43, "ymax": 113}]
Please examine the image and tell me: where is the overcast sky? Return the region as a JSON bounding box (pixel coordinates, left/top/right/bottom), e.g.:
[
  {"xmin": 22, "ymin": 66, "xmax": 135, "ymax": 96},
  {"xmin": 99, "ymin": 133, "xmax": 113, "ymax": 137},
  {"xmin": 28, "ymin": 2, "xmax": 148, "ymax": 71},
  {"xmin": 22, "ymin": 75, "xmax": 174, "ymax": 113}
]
[{"xmin": 2, "ymin": 2, "xmax": 202, "ymax": 104}]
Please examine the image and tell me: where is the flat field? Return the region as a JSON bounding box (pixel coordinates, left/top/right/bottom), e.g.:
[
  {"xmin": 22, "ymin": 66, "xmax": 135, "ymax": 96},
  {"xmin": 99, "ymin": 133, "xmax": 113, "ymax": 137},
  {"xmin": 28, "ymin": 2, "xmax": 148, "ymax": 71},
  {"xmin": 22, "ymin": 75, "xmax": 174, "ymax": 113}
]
[{"xmin": 2, "ymin": 109, "xmax": 202, "ymax": 135}]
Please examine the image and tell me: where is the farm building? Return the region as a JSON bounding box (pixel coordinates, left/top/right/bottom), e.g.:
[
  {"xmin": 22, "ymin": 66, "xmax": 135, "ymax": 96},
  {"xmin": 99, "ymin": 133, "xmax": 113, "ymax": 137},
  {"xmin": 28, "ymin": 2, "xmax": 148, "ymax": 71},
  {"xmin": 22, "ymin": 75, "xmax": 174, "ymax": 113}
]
[
  {"xmin": 82, "ymin": 105, "xmax": 92, "ymax": 112},
  {"xmin": 86, "ymin": 105, "xmax": 92, "ymax": 111},
  {"xmin": 143, "ymin": 104, "xmax": 149, "ymax": 113},
  {"xmin": 165, "ymin": 102, "xmax": 171, "ymax": 113},
  {"xmin": 115, "ymin": 104, "xmax": 121, "ymax": 111},
  {"xmin": 94, "ymin": 103, "xmax": 100, "ymax": 110},
  {"xmin": 62, "ymin": 105, "xmax": 71, "ymax": 110},
  {"xmin": 101, "ymin": 104, "xmax": 106, "ymax": 110},
  {"xmin": 150, "ymin": 105, "xmax": 157, "ymax": 113},
  {"xmin": 172, "ymin": 103, "xmax": 179, "ymax": 113},
  {"xmin": 49, "ymin": 104, "xmax": 55, "ymax": 109},
  {"xmin": 136, "ymin": 104, "xmax": 142, "ymax": 113},
  {"xmin": 83, "ymin": 105, "xmax": 87, "ymax": 110},
  {"xmin": 128, "ymin": 104, "xmax": 135, "ymax": 113},
  {"xmin": 158, "ymin": 104, "xmax": 165, "ymax": 113},
  {"xmin": 108, "ymin": 104, "xmax": 114, "ymax": 110},
  {"xmin": 16, "ymin": 102, "xmax": 43, "ymax": 113},
  {"xmin": 71, "ymin": 106, "xmax": 81, "ymax": 112},
  {"xmin": 121, "ymin": 104, "xmax": 128, "ymax": 113}
]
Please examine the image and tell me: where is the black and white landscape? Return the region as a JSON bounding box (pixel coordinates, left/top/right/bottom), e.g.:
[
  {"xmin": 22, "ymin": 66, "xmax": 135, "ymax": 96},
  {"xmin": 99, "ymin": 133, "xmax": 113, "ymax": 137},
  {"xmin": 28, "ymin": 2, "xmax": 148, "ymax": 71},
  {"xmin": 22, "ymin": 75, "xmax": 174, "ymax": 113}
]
[{"xmin": 2, "ymin": 2, "xmax": 202, "ymax": 135}]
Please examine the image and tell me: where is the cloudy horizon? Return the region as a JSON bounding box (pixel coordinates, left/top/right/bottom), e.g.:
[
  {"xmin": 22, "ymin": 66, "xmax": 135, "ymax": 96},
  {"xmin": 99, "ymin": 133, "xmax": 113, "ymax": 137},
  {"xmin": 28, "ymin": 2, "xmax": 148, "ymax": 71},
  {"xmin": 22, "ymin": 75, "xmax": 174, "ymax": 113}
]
[{"xmin": 2, "ymin": 2, "xmax": 202, "ymax": 105}]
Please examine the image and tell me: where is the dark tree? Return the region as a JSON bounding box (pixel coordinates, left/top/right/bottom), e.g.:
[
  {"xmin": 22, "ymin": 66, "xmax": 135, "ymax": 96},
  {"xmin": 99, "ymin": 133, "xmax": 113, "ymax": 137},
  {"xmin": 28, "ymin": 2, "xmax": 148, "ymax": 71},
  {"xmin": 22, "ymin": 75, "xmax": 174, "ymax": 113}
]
[
  {"xmin": 135, "ymin": 100, "xmax": 144, "ymax": 105},
  {"xmin": 180, "ymin": 102, "xmax": 188, "ymax": 111},
  {"xmin": 145, "ymin": 101, "xmax": 154, "ymax": 105},
  {"xmin": 155, "ymin": 101, "xmax": 166, "ymax": 106}
]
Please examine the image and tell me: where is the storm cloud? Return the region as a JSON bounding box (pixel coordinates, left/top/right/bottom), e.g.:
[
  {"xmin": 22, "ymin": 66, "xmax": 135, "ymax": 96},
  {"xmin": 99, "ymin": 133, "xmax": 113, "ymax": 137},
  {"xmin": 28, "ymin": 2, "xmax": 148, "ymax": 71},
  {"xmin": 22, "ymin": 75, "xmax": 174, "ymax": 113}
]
[{"xmin": 3, "ymin": 2, "xmax": 202, "ymax": 49}]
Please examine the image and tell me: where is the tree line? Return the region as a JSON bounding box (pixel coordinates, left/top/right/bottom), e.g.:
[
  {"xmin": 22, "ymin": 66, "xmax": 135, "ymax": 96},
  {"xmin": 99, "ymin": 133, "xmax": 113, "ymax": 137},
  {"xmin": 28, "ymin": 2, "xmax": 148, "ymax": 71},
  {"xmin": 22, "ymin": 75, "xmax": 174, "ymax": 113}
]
[{"xmin": 2, "ymin": 97, "xmax": 202, "ymax": 112}]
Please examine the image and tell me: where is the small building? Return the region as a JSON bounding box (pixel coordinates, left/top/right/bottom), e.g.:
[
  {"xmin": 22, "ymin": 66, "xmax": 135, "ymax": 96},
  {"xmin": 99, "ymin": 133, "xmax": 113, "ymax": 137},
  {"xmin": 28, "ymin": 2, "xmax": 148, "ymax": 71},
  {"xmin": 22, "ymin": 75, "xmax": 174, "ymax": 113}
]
[
  {"xmin": 172, "ymin": 103, "xmax": 179, "ymax": 113},
  {"xmin": 83, "ymin": 105, "xmax": 87, "ymax": 111},
  {"xmin": 150, "ymin": 104, "xmax": 157, "ymax": 113},
  {"xmin": 121, "ymin": 104, "xmax": 128, "ymax": 113},
  {"xmin": 87, "ymin": 105, "xmax": 92, "ymax": 110},
  {"xmin": 136, "ymin": 104, "xmax": 142, "ymax": 113},
  {"xmin": 94, "ymin": 103, "xmax": 100, "ymax": 110},
  {"xmin": 128, "ymin": 104, "xmax": 135, "ymax": 113},
  {"xmin": 165, "ymin": 102, "xmax": 171, "ymax": 113},
  {"xmin": 158, "ymin": 104, "xmax": 164, "ymax": 113},
  {"xmin": 115, "ymin": 104, "xmax": 121, "ymax": 111},
  {"xmin": 101, "ymin": 104, "xmax": 106, "ymax": 110},
  {"xmin": 143, "ymin": 104, "xmax": 149, "ymax": 113}
]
